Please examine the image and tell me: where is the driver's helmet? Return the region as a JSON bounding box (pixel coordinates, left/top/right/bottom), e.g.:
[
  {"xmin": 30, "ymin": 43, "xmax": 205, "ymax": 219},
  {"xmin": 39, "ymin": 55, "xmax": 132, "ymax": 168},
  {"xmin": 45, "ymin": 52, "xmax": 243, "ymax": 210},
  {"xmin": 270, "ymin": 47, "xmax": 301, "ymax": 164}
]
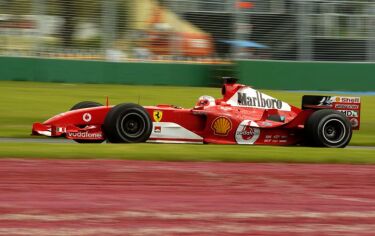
[{"xmin": 196, "ymin": 95, "xmax": 216, "ymax": 107}]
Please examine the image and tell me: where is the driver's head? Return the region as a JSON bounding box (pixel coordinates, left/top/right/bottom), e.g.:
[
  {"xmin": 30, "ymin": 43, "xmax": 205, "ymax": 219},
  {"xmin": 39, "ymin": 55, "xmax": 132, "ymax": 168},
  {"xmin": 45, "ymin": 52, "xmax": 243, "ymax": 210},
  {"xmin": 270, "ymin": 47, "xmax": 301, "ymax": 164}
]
[{"xmin": 196, "ymin": 95, "xmax": 215, "ymax": 107}]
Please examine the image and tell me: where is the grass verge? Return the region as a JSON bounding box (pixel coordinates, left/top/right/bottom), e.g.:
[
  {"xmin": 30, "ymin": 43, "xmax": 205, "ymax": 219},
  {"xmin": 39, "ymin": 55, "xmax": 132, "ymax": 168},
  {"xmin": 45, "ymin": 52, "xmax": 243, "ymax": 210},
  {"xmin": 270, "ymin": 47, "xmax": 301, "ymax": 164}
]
[{"xmin": 0, "ymin": 142, "xmax": 374, "ymax": 164}]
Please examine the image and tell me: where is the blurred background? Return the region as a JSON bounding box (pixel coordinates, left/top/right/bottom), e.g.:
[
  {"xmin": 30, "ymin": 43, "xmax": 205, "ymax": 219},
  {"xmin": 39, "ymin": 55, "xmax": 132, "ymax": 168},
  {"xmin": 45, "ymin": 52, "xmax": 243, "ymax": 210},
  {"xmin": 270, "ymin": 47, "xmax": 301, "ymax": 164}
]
[
  {"xmin": 1, "ymin": 0, "xmax": 375, "ymax": 62},
  {"xmin": 1, "ymin": 0, "xmax": 375, "ymax": 91}
]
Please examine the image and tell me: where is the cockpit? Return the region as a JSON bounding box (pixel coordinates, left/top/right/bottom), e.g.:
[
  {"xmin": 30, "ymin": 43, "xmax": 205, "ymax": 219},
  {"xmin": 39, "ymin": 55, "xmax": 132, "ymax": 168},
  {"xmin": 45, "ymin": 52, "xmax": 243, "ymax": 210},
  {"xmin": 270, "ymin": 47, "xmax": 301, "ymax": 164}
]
[{"xmin": 195, "ymin": 95, "xmax": 216, "ymax": 107}]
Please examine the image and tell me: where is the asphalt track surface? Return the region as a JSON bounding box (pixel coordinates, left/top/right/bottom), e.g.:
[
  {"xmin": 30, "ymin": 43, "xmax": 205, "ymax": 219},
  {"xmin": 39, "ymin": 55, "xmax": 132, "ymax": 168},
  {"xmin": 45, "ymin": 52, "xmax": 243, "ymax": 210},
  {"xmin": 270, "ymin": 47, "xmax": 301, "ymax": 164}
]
[
  {"xmin": 1, "ymin": 137, "xmax": 375, "ymax": 149},
  {"xmin": 1, "ymin": 159, "xmax": 375, "ymax": 236}
]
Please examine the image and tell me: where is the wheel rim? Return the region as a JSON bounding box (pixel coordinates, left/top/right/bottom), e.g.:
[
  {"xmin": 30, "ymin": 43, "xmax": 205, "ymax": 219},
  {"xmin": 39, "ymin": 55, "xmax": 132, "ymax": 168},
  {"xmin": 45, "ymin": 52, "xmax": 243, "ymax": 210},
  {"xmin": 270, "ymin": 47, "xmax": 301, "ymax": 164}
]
[
  {"xmin": 119, "ymin": 112, "xmax": 146, "ymax": 139},
  {"xmin": 322, "ymin": 118, "xmax": 346, "ymax": 144}
]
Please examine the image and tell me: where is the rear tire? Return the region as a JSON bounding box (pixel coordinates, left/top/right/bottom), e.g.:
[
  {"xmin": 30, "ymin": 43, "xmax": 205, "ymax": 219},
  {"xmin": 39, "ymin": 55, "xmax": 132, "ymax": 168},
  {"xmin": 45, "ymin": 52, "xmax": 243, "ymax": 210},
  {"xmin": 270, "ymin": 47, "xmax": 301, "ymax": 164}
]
[
  {"xmin": 70, "ymin": 101, "xmax": 104, "ymax": 143},
  {"xmin": 103, "ymin": 103, "xmax": 152, "ymax": 143},
  {"xmin": 305, "ymin": 109, "xmax": 352, "ymax": 148}
]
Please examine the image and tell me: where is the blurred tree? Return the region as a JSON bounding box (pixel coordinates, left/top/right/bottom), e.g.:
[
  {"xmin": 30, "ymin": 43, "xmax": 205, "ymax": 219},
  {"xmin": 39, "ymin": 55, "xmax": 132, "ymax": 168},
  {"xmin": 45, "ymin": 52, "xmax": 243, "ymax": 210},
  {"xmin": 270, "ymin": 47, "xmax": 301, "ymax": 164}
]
[
  {"xmin": 0, "ymin": 0, "xmax": 32, "ymax": 15},
  {"xmin": 46, "ymin": 0, "xmax": 129, "ymax": 47},
  {"xmin": 117, "ymin": 0, "xmax": 130, "ymax": 38},
  {"xmin": 158, "ymin": 0, "xmax": 167, "ymax": 7},
  {"xmin": 1, "ymin": 0, "xmax": 130, "ymax": 48},
  {"xmin": 59, "ymin": 0, "xmax": 75, "ymax": 47}
]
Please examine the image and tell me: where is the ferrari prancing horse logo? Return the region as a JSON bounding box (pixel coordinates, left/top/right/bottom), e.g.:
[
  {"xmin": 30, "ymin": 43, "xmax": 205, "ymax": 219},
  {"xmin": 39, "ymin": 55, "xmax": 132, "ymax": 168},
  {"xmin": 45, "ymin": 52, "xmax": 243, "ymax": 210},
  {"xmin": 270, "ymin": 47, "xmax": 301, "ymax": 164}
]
[{"xmin": 153, "ymin": 110, "xmax": 163, "ymax": 122}]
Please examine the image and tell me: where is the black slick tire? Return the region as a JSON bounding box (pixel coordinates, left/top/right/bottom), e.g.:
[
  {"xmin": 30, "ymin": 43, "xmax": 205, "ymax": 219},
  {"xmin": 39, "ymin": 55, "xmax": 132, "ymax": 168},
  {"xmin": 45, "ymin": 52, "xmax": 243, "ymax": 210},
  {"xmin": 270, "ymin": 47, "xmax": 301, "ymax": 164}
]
[
  {"xmin": 103, "ymin": 103, "xmax": 152, "ymax": 143},
  {"xmin": 305, "ymin": 109, "xmax": 352, "ymax": 148}
]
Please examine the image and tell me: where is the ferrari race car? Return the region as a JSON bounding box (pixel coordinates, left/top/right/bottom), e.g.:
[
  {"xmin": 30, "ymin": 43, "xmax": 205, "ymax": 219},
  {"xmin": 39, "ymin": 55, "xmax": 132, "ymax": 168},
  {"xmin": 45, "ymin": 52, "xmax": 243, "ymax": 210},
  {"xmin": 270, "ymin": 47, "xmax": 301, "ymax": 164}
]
[{"xmin": 32, "ymin": 79, "xmax": 361, "ymax": 148}]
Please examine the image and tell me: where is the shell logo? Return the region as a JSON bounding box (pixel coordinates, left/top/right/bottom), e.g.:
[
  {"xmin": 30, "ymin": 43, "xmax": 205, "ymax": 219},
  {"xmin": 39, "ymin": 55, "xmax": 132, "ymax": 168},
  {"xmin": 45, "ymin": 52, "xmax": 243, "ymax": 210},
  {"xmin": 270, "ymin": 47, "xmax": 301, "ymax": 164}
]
[{"xmin": 211, "ymin": 117, "xmax": 232, "ymax": 136}]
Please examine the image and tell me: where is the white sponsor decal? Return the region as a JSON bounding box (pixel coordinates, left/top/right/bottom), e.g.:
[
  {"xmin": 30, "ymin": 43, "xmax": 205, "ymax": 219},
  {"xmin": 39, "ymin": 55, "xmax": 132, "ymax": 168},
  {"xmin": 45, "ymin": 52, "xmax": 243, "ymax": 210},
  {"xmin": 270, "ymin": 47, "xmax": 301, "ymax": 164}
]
[
  {"xmin": 320, "ymin": 96, "xmax": 361, "ymax": 106},
  {"xmin": 227, "ymin": 87, "xmax": 291, "ymax": 111},
  {"xmin": 56, "ymin": 127, "xmax": 66, "ymax": 133},
  {"xmin": 37, "ymin": 131, "xmax": 52, "ymax": 136},
  {"xmin": 350, "ymin": 118, "xmax": 359, "ymax": 128},
  {"xmin": 264, "ymin": 135, "xmax": 288, "ymax": 143},
  {"xmin": 338, "ymin": 97, "xmax": 361, "ymax": 103},
  {"xmin": 154, "ymin": 126, "xmax": 161, "ymax": 133},
  {"xmin": 67, "ymin": 131, "xmax": 102, "ymax": 139},
  {"xmin": 149, "ymin": 122, "xmax": 203, "ymax": 141},
  {"xmin": 318, "ymin": 97, "xmax": 333, "ymax": 106},
  {"xmin": 82, "ymin": 113, "xmax": 92, "ymax": 122},
  {"xmin": 339, "ymin": 110, "xmax": 359, "ymax": 118},
  {"xmin": 235, "ymin": 120, "xmax": 260, "ymax": 145},
  {"xmin": 334, "ymin": 104, "xmax": 359, "ymax": 109}
]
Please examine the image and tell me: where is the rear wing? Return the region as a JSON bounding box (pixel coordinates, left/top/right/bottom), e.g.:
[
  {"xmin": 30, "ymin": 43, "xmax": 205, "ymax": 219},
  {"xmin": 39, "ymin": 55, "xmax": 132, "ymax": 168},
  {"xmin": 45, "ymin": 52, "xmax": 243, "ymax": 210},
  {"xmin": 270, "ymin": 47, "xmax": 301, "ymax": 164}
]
[{"xmin": 302, "ymin": 95, "xmax": 361, "ymax": 130}]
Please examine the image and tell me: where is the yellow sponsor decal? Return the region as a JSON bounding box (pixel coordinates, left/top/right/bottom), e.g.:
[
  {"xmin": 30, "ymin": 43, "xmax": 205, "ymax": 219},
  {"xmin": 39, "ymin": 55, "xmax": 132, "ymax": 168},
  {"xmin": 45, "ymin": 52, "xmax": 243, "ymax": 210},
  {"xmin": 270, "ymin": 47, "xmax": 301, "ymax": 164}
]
[
  {"xmin": 211, "ymin": 117, "xmax": 232, "ymax": 136},
  {"xmin": 153, "ymin": 110, "xmax": 163, "ymax": 122}
]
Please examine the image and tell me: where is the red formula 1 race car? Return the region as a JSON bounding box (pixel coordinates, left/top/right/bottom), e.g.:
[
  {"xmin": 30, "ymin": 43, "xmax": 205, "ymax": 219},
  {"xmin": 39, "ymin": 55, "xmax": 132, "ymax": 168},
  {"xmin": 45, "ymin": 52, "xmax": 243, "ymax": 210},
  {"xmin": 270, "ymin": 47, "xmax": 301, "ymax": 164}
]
[{"xmin": 32, "ymin": 79, "xmax": 361, "ymax": 147}]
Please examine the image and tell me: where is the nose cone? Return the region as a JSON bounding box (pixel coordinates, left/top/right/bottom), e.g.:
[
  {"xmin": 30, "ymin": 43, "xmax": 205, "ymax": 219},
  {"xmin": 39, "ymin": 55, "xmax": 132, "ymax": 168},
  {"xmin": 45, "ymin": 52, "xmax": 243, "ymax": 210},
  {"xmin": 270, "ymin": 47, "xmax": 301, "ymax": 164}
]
[
  {"xmin": 43, "ymin": 112, "xmax": 68, "ymax": 125},
  {"xmin": 43, "ymin": 106, "xmax": 110, "ymax": 126}
]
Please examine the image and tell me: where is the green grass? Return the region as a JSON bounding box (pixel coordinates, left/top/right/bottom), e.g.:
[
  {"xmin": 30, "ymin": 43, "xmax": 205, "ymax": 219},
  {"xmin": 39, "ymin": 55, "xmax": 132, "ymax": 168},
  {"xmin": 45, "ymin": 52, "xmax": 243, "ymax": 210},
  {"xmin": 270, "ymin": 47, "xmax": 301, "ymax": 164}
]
[
  {"xmin": 0, "ymin": 81, "xmax": 220, "ymax": 137},
  {"xmin": 0, "ymin": 143, "xmax": 374, "ymax": 164},
  {"xmin": 0, "ymin": 80, "xmax": 374, "ymax": 163}
]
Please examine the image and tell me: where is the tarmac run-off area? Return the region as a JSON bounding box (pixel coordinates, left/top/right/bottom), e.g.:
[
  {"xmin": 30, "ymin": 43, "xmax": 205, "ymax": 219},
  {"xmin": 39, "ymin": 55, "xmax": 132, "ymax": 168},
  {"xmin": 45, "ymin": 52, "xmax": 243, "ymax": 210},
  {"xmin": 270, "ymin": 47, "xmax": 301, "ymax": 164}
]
[{"xmin": 0, "ymin": 159, "xmax": 375, "ymax": 236}]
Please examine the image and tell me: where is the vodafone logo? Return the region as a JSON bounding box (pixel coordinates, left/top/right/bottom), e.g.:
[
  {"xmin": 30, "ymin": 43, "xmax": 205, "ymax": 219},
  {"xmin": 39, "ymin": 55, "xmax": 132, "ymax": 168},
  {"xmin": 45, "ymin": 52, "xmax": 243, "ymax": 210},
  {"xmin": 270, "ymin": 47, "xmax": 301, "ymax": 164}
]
[
  {"xmin": 67, "ymin": 131, "xmax": 102, "ymax": 139},
  {"xmin": 235, "ymin": 120, "xmax": 260, "ymax": 144},
  {"xmin": 82, "ymin": 113, "xmax": 92, "ymax": 122},
  {"xmin": 238, "ymin": 127, "xmax": 256, "ymax": 140}
]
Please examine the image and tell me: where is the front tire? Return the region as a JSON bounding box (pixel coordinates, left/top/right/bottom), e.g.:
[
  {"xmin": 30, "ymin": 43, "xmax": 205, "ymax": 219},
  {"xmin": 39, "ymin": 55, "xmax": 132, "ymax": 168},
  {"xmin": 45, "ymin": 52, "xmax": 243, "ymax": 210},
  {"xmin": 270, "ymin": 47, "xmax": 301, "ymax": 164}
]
[
  {"xmin": 70, "ymin": 101, "xmax": 104, "ymax": 144},
  {"xmin": 305, "ymin": 109, "xmax": 352, "ymax": 148},
  {"xmin": 103, "ymin": 103, "xmax": 152, "ymax": 143},
  {"xmin": 70, "ymin": 101, "xmax": 103, "ymax": 111}
]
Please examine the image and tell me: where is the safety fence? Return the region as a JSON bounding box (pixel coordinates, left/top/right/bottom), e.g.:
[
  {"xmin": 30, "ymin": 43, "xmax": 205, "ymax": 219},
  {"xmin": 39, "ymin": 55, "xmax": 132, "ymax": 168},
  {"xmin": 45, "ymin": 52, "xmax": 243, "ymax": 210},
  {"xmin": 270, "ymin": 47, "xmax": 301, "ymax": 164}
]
[{"xmin": 1, "ymin": 0, "xmax": 375, "ymax": 62}]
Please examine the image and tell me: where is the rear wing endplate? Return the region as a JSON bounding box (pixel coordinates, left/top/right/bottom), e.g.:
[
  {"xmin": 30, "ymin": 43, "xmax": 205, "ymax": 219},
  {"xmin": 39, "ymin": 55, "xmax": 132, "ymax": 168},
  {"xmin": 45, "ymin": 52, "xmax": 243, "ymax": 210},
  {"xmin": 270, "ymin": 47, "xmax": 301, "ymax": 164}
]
[{"xmin": 302, "ymin": 95, "xmax": 361, "ymax": 130}]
